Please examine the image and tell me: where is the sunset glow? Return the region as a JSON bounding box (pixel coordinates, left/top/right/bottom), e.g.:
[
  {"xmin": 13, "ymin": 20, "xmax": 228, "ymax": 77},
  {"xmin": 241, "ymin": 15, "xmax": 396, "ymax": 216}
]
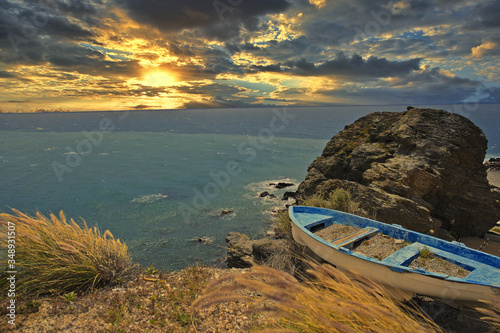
[
  {"xmin": 141, "ymin": 71, "xmax": 178, "ymax": 87},
  {"xmin": 0, "ymin": 0, "xmax": 499, "ymax": 112}
]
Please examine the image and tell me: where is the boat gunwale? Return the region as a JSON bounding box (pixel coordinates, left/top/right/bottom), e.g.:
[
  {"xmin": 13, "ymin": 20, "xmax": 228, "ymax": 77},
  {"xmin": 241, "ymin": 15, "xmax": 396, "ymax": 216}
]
[{"xmin": 289, "ymin": 205, "xmax": 500, "ymax": 288}]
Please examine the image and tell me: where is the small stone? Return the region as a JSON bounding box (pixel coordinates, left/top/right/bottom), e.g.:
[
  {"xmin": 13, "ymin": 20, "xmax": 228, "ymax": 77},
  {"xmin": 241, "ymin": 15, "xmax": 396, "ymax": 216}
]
[
  {"xmin": 193, "ymin": 236, "xmax": 214, "ymax": 245},
  {"xmin": 266, "ymin": 230, "xmax": 276, "ymax": 237}
]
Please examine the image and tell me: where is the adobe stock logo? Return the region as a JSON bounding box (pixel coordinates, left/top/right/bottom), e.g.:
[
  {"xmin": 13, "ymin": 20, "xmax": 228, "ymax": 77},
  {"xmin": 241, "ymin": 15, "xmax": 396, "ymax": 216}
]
[{"xmin": 179, "ymin": 107, "xmax": 295, "ymax": 221}]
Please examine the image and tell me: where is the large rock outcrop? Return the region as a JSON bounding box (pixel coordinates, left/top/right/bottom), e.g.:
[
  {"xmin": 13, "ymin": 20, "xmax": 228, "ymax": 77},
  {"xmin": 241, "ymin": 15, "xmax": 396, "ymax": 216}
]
[{"xmin": 296, "ymin": 108, "xmax": 500, "ymax": 237}]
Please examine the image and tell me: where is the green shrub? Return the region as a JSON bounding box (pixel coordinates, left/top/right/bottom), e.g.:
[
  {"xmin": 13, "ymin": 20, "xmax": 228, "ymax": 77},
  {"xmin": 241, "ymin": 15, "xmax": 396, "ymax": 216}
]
[
  {"xmin": 419, "ymin": 246, "xmax": 432, "ymax": 260},
  {"xmin": 0, "ymin": 209, "xmax": 133, "ymax": 296},
  {"xmin": 302, "ymin": 188, "xmax": 359, "ymax": 214}
]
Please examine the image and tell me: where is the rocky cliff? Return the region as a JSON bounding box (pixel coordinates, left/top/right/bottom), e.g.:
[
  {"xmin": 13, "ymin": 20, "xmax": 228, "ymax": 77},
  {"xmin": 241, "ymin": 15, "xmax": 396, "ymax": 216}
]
[{"xmin": 296, "ymin": 108, "xmax": 500, "ymax": 237}]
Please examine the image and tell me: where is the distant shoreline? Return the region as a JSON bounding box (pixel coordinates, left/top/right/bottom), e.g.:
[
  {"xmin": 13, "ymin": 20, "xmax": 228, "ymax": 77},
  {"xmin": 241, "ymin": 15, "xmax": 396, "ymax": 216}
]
[{"xmin": 2, "ymin": 103, "xmax": 500, "ymax": 114}]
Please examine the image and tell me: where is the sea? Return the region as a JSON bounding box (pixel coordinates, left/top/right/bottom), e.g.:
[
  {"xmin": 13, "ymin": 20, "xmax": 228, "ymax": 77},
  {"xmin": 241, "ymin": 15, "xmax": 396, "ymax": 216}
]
[{"xmin": 1, "ymin": 104, "xmax": 499, "ymax": 270}]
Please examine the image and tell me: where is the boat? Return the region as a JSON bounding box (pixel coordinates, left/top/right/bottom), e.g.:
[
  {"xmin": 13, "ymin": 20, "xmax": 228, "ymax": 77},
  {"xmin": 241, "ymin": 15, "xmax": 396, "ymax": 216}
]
[{"xmin": 289, "ymin": 205, "xmax": 500, "ymax": 303}]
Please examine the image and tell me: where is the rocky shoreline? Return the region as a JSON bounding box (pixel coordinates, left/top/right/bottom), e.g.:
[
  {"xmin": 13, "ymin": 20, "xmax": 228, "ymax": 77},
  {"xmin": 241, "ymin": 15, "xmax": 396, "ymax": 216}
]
[
  {"xmin": 227, "ymin": 108, "xmax": 500, "ymax": 268},
  {"xmin": 3, "ymin": 108, "xmax": 499, "ymax": 332},
  {"xmin": 223, "ymin": 108, "xmax": 500, "ymax": 332}
]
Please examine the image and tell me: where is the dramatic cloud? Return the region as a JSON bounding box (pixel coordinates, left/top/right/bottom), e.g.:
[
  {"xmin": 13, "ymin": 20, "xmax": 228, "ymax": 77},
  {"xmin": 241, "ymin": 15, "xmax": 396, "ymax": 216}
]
[
  {"xmin": 0, "ymin": 0, "xmax": 499, "ymax": 112},
  {"xmin": 291, "ymin": 54, "xmax": 421, "ymax": 78},
  {"xmin": 119, "ymin": 0, "xmax": 291, "ymax": 38}
]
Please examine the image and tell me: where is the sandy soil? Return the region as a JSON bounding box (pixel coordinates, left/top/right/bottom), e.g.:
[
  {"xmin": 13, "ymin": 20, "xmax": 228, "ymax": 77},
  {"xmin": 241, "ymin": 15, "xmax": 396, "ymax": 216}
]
[
  {"xmin": 313, "ymin": 224, "xmax": 480, "ymax": 277},
  {"xmin": 409, "ymin": 253, "xmax": 470, "ymax": 278},
  {"xmin": 459, "ymin": 169, "xmax": 500, "ymax": 257},
  {"xmin": 355, "ymin": 234, "xmax": 409, "ymax": 260},
  {"xmin": 314, "ymin": 223, "xmax": 359, "ymax": 242},
  {"xmin": 461, "ymin": 237, "xmax": 500, "ymax": 257},
  {"xmin": 487, "ymin": 169, "xmax": 500, "ymax": 187}
]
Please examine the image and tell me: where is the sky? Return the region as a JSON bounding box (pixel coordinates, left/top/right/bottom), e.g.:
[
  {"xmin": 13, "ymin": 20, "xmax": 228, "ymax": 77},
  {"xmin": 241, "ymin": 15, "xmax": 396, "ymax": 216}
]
[{"xmin": 0, "ymin": 0, "xmax": 499, "ymax": 112}]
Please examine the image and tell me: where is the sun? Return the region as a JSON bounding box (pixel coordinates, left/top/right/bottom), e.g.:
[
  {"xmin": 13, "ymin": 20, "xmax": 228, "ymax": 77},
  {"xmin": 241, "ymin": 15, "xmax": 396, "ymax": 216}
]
[{"xmin": 142, "ymin": 70, "xmax": 177, "ymax": 87}]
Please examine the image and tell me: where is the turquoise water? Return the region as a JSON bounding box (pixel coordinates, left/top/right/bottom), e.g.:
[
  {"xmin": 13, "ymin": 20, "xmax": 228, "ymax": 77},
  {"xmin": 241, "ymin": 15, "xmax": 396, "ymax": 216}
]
[{"xmin": 1, "ymin": 105, "xmax": 499, "ymax": 269}]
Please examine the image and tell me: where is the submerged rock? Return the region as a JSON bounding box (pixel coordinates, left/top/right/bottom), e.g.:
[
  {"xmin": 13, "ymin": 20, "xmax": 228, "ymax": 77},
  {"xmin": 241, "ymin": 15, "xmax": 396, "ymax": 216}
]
[
  {"xmin": 282, "ymin": 191, "xmax": 296, "ymax": 200},
  {"xmin": 296, "ymin": 108, "xmax": 500, "ymax": 237},
  {"xmin": 259, "ymin": 191, "xmax": 277, "ymax": 198},
  {"xmin": 192, "ymin": 236, "xmax": 214, "ymax": 245},
  {"xmin": 270, "ymin": 182, "xmax": 295, "ymax": 189}
]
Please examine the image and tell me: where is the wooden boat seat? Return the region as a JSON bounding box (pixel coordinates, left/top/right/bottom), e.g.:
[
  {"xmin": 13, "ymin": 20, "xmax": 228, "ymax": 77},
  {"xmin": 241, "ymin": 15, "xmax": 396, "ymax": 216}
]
[
  {"xmin": 332, "ymin": 227, "xmax": 379, "ymax": 249},
  {"xmin": 382, "ymin": 243, "xmax": 422, "ymax": 266}
]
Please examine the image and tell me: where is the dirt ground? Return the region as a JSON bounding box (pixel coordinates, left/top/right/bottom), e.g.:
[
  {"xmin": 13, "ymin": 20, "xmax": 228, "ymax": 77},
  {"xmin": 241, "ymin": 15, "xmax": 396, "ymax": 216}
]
[{"xmin": 0, "ymin": 267, "xmax": 273, "ymax": 333}]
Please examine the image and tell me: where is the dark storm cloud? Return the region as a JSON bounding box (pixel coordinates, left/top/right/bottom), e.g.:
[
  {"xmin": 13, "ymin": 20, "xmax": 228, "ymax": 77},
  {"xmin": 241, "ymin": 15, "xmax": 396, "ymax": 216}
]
[
  {"xmin": 41, "ymin": 16, "xmax": 94, "ymax": 39},
  {"xmin": 292, "ymin": 0, "xmax": 499, "ymax": 57},
  {"xmin": 46, "ymin": 43, "xmax": 142, "ymax": 78},
  {"xmin": 0, "ymin": 0, "xmax": 98, "ymax": 71},
  {"xmin": 233, "ymin": 36, "xmax": 324, "ymax": 65},
  {"xmin": 175, "ymin": 82, "xmax": 243, "ymax": 98},
  {"xmin": 0, "ymin": 0, "xmax": 94, "ymax": 41},
  {"xmin": 248, "ymin": 63, "xmax": 283, "ymax": 73},
  {"xmin": 467, "ymin": 1, "xmax": 500, "ymax": 29},
  {"xmin": 242, "ymin": 42, "xmax": 261, "ymax": 51},
  {"xmin": 247, "ymin": 53, "xmax": 421, "ymax": 79},
  {"xmin": 59, "ymin": 84, "xmax": 170, "ymax": 99},
  {"xmin": 167, "ymin": 42, "xmax": 195, "ymax": 58},
  {"xmin": 156, "ymin": 57, "xmax": 241, "ymax": 82},
  {"xmin": 391, "ymin": 67, "xmax": 479, "ymax": 88},
  {"xmin": 48, "ymin": 0, "xmax": 100, "ymax": 18},
  {"xmin": 0, "ymin": 70, "xmax": 17, "ymax": 78},
  {"xmin": 0, "ymin": 0, "xmax": 499, "ymax": 109},
  {"xmin": 119, "ymin": 0, "xmax": 290, "ymax": 38},
  {"xmin": 316, "ymin": 67, "xmax": 482, "ymax": 105},
  {"xmin": 0, "ymin": 0, "xmax": 143, "ymax": 82}
]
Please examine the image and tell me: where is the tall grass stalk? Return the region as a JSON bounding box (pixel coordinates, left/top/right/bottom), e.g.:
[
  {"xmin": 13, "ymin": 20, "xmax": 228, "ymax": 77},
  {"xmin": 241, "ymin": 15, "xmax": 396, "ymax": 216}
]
[
  {"xmin": 476, "ymin": 297, "xmax": 500, "ymax": 330},
  {"xmin": 193, "ymin": 261, "xmax": 442, "ymax": 332},
  {"xmin": 0, "ymin": 209, "xmax": 133, "ymax": 296}
]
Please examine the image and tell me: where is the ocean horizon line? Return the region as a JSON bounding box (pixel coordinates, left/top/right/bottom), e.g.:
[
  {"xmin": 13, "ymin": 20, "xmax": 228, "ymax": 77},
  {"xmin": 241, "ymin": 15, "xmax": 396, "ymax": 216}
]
[{"xmin": 2, "ymin": 103, "xmax": 498, "ymax": 115}]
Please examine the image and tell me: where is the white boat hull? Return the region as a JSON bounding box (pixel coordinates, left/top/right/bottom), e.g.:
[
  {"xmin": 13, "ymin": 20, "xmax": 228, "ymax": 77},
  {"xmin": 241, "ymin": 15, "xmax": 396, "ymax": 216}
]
[{"xmin": 292, "ymin": 222, "xmax": 499, "ymax": 303}]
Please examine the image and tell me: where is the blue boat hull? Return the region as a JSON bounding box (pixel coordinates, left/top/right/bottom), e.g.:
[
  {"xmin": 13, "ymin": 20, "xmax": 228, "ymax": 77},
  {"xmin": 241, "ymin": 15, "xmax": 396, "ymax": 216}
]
[{"xmin": 289, "ymin": 206, "xmax": 500, "ymax": 302}]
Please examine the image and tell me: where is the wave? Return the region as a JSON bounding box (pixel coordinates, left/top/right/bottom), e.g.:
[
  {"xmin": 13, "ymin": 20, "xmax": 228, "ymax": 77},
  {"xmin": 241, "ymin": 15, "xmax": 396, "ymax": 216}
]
[
  {"xmin": 244, "ymin": 177, "xmax": 298, "ymax": 198},
  {"xmin": 131, "ymin": 193, "xmax": 168, "ymax": 204}
]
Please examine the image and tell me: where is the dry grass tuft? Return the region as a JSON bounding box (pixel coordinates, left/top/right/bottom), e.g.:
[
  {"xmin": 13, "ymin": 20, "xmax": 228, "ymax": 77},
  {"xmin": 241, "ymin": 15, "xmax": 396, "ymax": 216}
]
[
  {"xmin": 194, "ymin": 261, "xmax": 442, "ymax": 332},
  {"xmin": 476, "ymin": 297, "xmax": 500, "ymax": 330},
  {"xmin": 0, "ymin": 209, "xmax": 133, "ymax": 296},
  {"xmin": 302, "ymin": 188, "xmax": 360, "ymax": 215}
]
